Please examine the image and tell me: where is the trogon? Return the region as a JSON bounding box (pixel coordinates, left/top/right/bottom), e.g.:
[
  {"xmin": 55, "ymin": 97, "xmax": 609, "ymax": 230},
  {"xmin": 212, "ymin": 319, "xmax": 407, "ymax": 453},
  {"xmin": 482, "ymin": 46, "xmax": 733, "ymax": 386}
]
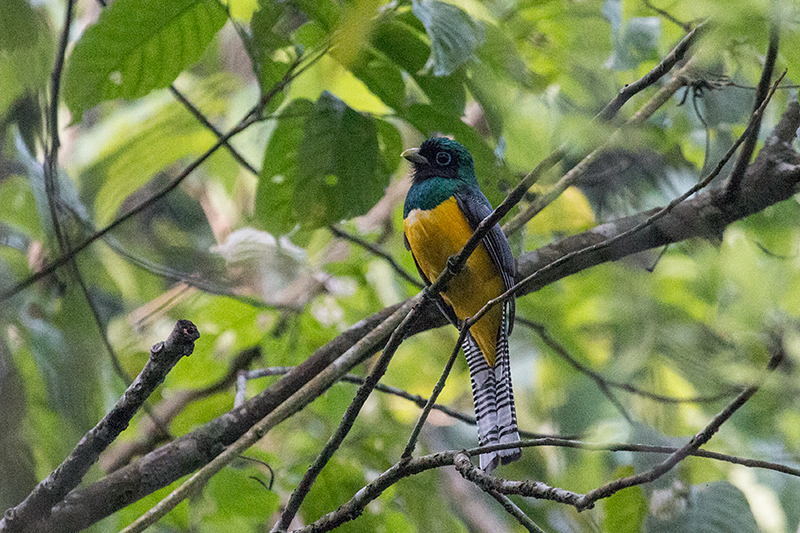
[{"xmin": 402, "ymin": 137, "xmax": 521, "ymax": 472}]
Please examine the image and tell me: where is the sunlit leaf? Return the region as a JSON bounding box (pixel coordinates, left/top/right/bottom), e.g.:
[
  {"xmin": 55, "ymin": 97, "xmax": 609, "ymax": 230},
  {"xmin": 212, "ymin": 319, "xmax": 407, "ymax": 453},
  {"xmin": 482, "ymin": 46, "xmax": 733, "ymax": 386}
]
[
  {"xmin": 63, "ymin": 0, "xmax": 227, "ymax": 121},
  {"xmin": 603, "ymin": 466, "xmax": 647, "ymax": 533},
  {"xmin": 411, "ymin": 0, "xmax": 484, "ymax": 76}
]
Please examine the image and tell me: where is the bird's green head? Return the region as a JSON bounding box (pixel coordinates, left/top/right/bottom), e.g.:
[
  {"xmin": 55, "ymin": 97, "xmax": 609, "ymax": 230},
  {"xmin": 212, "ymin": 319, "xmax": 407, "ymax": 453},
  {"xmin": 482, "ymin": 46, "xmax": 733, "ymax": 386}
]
[{"xmin": 402, "ymin": 137, "xmax": 477, "ymax": 186}]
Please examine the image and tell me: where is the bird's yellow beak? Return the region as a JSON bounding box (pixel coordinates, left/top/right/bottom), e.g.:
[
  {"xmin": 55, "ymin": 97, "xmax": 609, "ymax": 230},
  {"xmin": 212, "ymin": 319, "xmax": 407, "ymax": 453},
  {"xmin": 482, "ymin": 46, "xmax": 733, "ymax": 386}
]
[{"xmin": 402, "ymin": 147, "xmax": 428, "ymax": 165}]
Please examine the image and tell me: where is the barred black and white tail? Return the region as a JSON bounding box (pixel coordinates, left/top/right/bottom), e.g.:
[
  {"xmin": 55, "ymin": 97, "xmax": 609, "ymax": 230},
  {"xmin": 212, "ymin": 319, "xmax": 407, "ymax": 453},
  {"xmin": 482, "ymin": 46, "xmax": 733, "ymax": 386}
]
[{"xmin": 463, "ymin": 306, "xmax": 521, "ymax": 472}]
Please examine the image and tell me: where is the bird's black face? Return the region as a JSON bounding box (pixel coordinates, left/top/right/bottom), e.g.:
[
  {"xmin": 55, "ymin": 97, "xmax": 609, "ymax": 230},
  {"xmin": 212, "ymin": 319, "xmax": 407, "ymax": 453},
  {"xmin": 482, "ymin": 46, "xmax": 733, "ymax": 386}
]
[{"xmin": 404, "ymin": 137, "xmax": 462, "ymax": 183}]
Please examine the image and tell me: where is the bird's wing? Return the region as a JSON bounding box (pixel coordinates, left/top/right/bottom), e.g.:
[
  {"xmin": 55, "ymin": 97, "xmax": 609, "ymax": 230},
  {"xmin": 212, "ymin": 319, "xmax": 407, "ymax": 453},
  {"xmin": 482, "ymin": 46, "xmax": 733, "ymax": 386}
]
[{"xmin": 454, "ymin": 189, "xmax": 516, "ymax": 333}]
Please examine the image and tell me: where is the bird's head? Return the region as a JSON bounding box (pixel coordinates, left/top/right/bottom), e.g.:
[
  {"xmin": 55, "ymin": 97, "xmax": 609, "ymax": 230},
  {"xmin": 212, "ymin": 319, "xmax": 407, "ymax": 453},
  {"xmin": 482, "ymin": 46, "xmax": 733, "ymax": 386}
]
[{"xmin": 402, "ymin": 137, "xmax": 476, "ymax": 185}]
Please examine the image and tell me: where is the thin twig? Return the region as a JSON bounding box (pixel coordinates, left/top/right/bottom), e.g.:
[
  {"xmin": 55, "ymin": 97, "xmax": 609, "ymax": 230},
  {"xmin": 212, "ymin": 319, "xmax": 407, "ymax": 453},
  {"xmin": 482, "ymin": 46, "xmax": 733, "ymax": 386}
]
[
  {"xmin": 272, "ymin": 298, "xmax": 427, "ymax": 532},
  {"xmin": 169, "ymin": 85, "xmax": 259, "ymax": 175},
  {"xmin": 643, "ymin": 0, "xmax": 694, "ymax": 32},
  {"xmin": 517, "ymin": 317, "xmax": 736, "ymax": 404},
  {"xmin": 119, "ymin": 297, "xmax": 419, "ymax": 533},
  {"xmin": 599, "ymin": 21, "xmax": 704, "ymax": 121},
  {"xmin": 573, "ymin": 344, "xmax": 784, "ymax": 510},
  {"xmin": 0, "ymin": 47, "xmax": 319, "ymax": 303},
  {"xmin": 724, "ymin": 16, "xmax": 780, "ymax": 200},
  {"xmin": 246, "ymin": 366, "xmax": 566, "ymax": 439},
  {"xmin": 479, "ymin": 72, "xmax": 787, "ymax": 333},
  {"xmin": 486, "ymin": 490, "xmax": 547, "ymax": 533},
  {"xmin": 401, "ymin": 323, "xmax": 467, "ymax": 458},
  {"xmin": 503, "ymin": 58, "xmax": 697, "ymax": 236},
  {"xmin": 330, "ymin": 224, "xmax": 422, "ymax": 288}
]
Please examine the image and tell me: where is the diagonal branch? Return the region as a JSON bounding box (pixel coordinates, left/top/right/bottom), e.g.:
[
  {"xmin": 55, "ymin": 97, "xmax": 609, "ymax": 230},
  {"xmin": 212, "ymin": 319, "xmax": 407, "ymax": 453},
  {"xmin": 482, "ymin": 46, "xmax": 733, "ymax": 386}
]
[
  {"xmin": 723, "ymin": 16, "xmax": 780, "ymax": 200},
  {"xmin": 573, "ymin": 339, "xmax": 784, "ymax": 510},
  {"xmin": 0, "ymin": 321, "xmax": 199, "ymax": 533},
  {"xmin": 17, "ymin": 99, "xmax": 800, "ymax": 533}
]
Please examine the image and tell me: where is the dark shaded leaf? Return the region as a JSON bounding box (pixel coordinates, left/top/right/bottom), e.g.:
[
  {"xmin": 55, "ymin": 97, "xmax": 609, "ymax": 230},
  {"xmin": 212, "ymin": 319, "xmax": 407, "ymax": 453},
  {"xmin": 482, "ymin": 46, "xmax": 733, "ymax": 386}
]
[
  {"xmin": 294, "ymin": 92, "xmax": 385, "ymax": 229},
  {"xmin": 646, "ymin": 482, "xmax": 759, "ymax": 533},
  {"xmin": 0, "ymin": 0, "xmax": 38, "ymax": 51},
  {"xmin": 256, "ymin": 98, "xmax": 314, "ymax": 235},
  {"xmin": 371, "ymin": 17, "xmax": 429, "ymax": 73},
  {"xmin": 350, "ymin": 51, "xmax": 407, "ymax": 112}
]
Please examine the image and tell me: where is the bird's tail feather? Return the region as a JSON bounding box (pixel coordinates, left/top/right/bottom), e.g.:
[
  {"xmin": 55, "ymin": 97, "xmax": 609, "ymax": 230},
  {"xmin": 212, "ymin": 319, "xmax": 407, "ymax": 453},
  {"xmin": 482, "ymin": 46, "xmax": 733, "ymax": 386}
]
[{"xmin": 463, "ymin": 307, "xmax": 520, "ymax": 472}]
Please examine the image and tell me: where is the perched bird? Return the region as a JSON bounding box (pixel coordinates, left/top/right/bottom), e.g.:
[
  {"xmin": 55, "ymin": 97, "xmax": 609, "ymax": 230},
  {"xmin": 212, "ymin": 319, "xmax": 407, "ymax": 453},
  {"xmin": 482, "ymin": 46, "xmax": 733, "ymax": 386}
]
[{"xmin": 402, "ymin": 137, "xmax": 521, "ymax": 472}]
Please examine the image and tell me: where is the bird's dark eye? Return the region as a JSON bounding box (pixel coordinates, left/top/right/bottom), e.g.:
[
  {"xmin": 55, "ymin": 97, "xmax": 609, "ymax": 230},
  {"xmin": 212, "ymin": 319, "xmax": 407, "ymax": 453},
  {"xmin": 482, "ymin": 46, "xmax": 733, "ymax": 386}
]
[{"xmin": 435, "ymin": 151, "xmax": 451, "ymax": 166}]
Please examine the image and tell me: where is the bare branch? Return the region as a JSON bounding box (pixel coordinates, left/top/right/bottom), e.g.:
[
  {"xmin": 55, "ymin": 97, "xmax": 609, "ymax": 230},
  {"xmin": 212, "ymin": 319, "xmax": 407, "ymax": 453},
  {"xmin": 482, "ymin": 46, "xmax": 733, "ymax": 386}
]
[
  {"xmin": 119, "ymin": 298, "xmax": 419, "ymax": 533},
  {"xmin": 724, "ymin": 17, "xmax": 781, "ymax": 200},
  {"xmin": 573, "ymin": 341, "xmax": 784, "ymax": 510},
  {"xmin": 272, "ymin": 298, "xmax": 427, "ymax": 531},
  {"xmin": 517, "ymin": 317, "xmax": 737, "ymax": 404},
  {"xmin": 599, "ymin": 22, "xmax": 705, "ymax": 121},
  {"xmin": 0, "ymin": 321, "xmax": 199, "ymax": 533}
]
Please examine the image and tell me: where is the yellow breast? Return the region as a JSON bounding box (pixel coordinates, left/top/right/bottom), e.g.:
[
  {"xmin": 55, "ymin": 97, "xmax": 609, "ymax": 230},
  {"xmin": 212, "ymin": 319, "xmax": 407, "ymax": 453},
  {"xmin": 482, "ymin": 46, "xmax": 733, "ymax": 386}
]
[{"xmin": 404, "ymin": 197, "xmax": 505, "ymax": 366}]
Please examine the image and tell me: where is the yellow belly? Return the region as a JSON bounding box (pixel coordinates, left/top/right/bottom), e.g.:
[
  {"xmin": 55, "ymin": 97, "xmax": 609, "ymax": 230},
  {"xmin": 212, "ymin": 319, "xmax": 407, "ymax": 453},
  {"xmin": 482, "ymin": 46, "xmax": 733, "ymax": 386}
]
[{"xmin": 404, "ymin": 197, "xmax": 505, "ymax": 366}]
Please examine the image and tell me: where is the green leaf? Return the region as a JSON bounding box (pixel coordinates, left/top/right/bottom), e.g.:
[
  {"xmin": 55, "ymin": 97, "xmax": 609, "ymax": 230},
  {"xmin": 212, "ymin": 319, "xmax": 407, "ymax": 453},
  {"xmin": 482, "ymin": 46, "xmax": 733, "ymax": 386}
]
[
  {"xmin": 371, "ymin": 18, "xmax": 429, "ymax": 74},
  {"xmin": 293, "ymin": 0, "xmax": 340, "ymax": 32},
  {"xmin": 411, "ymin": 0, "xmax": 484, "ymax": 76},
  {"xmin": 247, "ymin": 0, "xmax": 293, "ymax": 101},
  {"xmin": 371, "ymin": 15, "xmax": 465, "ymax": 114},
  {"xmin": 80, "ymin": 76, "xmax": 240, "ymax": 225},
  {"xmin": 249, "ymin": 0, "xmax": 292, "ymax": 53},
  {"xmin": 0, "ymin": 0, "xmax": 38, "ymax": 51},
  {"xmin": 604, "ymin": 466, "xmax": 647, "ymax": 533},
  {"xmin": 350, "ymin": 51, "xmax": 407, "ymax": 112},
  {"xmin": 256, "ymin": 98, "xmax": 314, "ymax": 235},
  {"xmin": 0, "ymin": 9, "xmax": 53, "ymax": 117},
  {"xmin": 294, "ymin": 91, "xmax": 385, "ymax": 229},
  {"xmin": 63, "ymin": 0, "xmax": 227, "ymax": 121},
  {"xmin": 375, "ymin": 119, "xmax": 403, "ymax": 178},
  {"xmin": 607, "ymin": 17, "xmax": 661, "ymax": 71},
  {"xmin": 414, "ymin": 70, "xmax": 466, "ymax": 116},
  {"xmin": 646, "ymin": 482, "xmax": 759, "ymax": 533}
]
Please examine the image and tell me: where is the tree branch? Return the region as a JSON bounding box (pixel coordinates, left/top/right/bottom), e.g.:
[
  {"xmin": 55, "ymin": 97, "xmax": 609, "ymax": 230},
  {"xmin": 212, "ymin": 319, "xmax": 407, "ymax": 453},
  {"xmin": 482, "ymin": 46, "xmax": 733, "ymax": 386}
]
[
  {"xmin": 15, "ymin": 99, "xmax": 800, "ymax": 533},
  {"xmin": 0, "ymin": 320, "xmax": 199, "ymax": 533},
  {"xmin": 573, "ymin": 337, "xmax": 784, "ymax": 510}
]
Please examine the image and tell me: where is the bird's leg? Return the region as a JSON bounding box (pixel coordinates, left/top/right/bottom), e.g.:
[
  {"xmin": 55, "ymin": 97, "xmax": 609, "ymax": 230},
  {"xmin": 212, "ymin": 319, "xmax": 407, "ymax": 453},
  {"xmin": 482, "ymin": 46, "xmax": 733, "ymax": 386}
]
[{"xmin": 446, "ymin": 254, "xmax": 465, "ymax": 276}]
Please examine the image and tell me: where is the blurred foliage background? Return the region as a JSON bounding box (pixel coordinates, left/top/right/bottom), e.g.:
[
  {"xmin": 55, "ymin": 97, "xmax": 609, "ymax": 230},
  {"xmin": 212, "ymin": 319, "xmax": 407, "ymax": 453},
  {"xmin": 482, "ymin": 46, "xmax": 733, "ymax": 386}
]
[{"xmin": 1, "ymin": 0, "xmax": 800, "ymax": 531}]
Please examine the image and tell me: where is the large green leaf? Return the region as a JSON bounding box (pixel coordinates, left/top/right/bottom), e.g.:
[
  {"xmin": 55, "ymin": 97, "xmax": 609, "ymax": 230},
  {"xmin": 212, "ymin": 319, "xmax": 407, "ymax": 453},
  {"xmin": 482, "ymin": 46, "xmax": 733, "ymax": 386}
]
[
  {"xmin": 604, "ymin": 466, "xmax": 647, "ymax": 533},
  {"xmin": 294, "ymin": 92, "xmax": 385, "ymax": 229},
  {"xmin": 63, "ymin": 0, "xmax": 227, "ymax": 121},
  {"xmin": 78, "ymin": 76, "xmax": 239, "ymax": 225},
  {"xmin": 646, "ymin": 482, "xmax": 760, "ymax": 533},
  {"xmin": 0, "ymin": 0, "xmax": 38, "ymax": 51},
  {"xmin": 411, "ymin": 0, "xmax": 484, "ymax": 76},
  {"xmin": 370, "ymin": 15, "xmax": 466, "ymax": 115},
  {"xmin": 256, "ymin": 98, "xmax": 314, "ymax": 235},
  {"xmin": 0, "ymin": 8, "xmax": 52, "ymax": 117}
]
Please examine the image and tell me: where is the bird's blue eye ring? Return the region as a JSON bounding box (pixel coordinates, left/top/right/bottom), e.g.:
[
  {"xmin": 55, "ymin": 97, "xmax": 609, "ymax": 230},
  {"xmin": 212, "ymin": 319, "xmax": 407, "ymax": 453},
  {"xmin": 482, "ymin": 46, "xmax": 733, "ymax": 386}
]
[{"xmin": 435, "ymin": 151, "xmax": 451, "ymax": 166}]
